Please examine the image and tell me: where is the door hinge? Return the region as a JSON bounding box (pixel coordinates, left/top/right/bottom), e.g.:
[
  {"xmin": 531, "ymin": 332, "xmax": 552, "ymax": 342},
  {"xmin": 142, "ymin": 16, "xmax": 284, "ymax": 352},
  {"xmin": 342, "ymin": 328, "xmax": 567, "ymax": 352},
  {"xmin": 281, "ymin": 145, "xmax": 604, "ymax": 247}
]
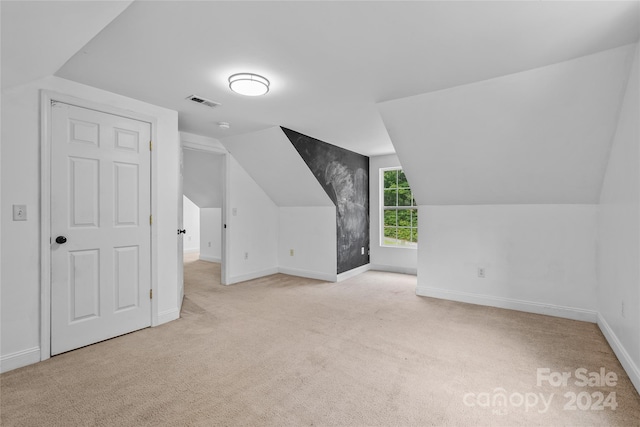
[
  {"xmin": 150, "ymin": 289, "xmax": 153, "ymax": 299},
  {"xmin": 149, "ymin": 140, "xmax": 152, "ymax": 151},
  {"xmin": 149, "ymin": 215, "xmax": 153, "ymax": 225}
]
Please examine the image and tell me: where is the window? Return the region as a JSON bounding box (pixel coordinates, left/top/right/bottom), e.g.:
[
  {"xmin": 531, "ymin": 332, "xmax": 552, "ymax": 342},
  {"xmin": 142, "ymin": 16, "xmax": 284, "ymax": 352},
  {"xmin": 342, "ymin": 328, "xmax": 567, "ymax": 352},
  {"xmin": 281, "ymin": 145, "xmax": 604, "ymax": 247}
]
[{"xmin": 381, "ymin": 168, "xmax": 417, "ymax": 248}]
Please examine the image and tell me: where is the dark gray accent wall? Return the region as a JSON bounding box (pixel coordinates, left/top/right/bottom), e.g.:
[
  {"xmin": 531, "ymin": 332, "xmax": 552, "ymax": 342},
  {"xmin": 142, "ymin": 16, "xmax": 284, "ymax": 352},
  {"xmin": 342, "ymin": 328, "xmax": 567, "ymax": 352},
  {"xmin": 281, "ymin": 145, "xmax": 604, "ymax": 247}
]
[{"xmin": 282, "ymin": 127, "xmax": 369, "ymax": 274}]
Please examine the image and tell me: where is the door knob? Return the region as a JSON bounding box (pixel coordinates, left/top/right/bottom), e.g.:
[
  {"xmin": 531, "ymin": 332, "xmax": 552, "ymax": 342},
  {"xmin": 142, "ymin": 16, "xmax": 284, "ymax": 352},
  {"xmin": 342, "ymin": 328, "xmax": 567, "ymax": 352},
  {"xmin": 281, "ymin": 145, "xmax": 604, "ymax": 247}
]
[
  {"xmin": 177, "ymin": 229, "xmax": 186, "ymax": 235},
  {"xmin": 55, "ymin": 236, "xmax": 67, "ymax": 244}
]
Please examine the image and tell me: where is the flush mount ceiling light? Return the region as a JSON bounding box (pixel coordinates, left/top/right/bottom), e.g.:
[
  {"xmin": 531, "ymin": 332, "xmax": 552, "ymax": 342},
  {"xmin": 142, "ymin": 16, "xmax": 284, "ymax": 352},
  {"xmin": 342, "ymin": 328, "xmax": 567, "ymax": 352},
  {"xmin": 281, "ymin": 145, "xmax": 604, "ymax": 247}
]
[
  {"xmin": 218, "ymin": 121, "xmax": 230, "ymax": 129},
  {"xmin": 228, "ymin": 73, "xmax": 270, "ymax": 96}
]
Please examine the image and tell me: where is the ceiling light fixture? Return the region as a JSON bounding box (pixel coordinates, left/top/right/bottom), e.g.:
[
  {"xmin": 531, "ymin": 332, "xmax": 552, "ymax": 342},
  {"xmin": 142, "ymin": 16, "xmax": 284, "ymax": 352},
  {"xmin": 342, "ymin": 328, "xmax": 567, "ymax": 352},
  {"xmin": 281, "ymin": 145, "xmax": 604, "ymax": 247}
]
[
  {"xmin": 218, "ymin": 121, "xmax": 230, "ymax": 129},
  {"xmin": 228, "ymin": 73, "xmax": 270, "ymax": 96}
]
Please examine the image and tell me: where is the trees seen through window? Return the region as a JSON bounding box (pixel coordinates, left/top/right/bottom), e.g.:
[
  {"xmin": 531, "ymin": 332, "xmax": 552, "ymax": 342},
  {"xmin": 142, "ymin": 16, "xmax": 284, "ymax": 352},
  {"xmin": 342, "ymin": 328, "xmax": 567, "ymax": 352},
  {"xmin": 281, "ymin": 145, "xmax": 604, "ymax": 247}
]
[{"xmin": 382, "ymin": 169, "xmax": 417, "ymax": 247}]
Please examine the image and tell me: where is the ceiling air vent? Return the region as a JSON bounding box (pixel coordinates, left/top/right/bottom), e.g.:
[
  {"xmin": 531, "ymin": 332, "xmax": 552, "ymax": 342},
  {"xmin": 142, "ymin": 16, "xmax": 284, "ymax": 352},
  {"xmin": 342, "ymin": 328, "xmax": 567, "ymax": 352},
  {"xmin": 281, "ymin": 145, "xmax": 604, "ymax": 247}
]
[{"xmin": 186, "ymin": 95, "xmax": 221, "ymax": 109}]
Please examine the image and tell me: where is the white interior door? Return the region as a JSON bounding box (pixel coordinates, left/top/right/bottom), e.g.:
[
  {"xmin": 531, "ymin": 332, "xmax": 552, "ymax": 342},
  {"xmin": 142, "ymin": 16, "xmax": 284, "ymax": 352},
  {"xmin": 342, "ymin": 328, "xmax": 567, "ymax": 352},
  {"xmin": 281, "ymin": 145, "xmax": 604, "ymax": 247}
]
[{"xmin": 51, "ymin": 102, "xmax": 151, "ymax": 355}]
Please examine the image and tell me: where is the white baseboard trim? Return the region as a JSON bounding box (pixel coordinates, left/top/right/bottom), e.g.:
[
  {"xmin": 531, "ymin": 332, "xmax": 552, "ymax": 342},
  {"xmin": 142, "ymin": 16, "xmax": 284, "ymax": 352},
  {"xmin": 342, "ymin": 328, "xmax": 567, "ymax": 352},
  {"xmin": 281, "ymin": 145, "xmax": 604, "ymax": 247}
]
[
  {"xmin": 416, "ymin": 286, "xmax": 598, "ymax": 323},
  {"xmin": 278, "ymin": 267, "xmax": 336, "ymax": 282},
  {"xmin": 199, "ymin": 255, "xmax": 221, "ymax": 263},
  {"xmin": 157, "ymin": 308, "xmax": 180, "ymax": 325},
  {"xmin": 337, "ymin": 263, "xmax": 371, "ymax": 282},
  {"xmin": 183, "ymin": 248, "xmax": 199, "ymax": 254},
  {"xmin": 597, "ymin": 313, "xmax": 640, "ymax": 394},
  {"xmin": 370, "ymin": 264, "xmax": 417, "ymax": 275},
  {"xmin": 228, "ymin": 267, "xmax": 279, "ymax": 285},
  {"xmin": 0, "ymin": 346, "xmax": 41, "ymax": 373}
]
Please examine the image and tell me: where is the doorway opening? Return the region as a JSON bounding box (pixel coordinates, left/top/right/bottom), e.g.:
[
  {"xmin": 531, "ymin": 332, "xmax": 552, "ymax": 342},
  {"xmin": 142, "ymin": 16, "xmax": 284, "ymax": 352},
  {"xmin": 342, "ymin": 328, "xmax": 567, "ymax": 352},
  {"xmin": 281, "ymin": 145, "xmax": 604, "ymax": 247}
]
[{"xmin": 179, "ymin": 136, "xmax": 228, "ymax": 307}]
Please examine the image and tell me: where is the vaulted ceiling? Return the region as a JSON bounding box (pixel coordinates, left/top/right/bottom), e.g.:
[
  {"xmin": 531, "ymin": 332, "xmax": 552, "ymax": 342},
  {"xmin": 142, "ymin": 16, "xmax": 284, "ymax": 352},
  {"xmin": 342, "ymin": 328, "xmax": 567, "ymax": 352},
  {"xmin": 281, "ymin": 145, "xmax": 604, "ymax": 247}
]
[
  {"xmin": 183, "ymin": 149, "xmax": 224, "ymax": 209},
  {"xmin": 1, "ymin": 1, "xmax": 132, "ymax": 90},
  {"xmin": 378, "ymin": 45, "xmax": 637, "ymax": 205},
  {"xmin": 48, "ymin": 1, "xmax": 639, "ymax": 156},
  {"xmin": 222, "ymin": 127, "xmax": 332, "ymax": 207},
  {"xmin": 2, "ymin": 1, "xmax": 639, "ymax": 206}
]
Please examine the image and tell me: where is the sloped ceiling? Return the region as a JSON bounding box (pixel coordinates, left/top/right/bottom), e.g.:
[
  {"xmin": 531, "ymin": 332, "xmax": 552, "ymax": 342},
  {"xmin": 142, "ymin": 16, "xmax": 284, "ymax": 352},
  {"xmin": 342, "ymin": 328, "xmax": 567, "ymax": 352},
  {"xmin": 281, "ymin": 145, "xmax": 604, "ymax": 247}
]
[
  {"xmin": 377, "ymin": 45, "xmax": 637, "ymax": 205},
  {"xmin": 1, "ymin": 1, "xmax": 132, "ymax": 90},
  {"xmin": 51, "ymin": 1, "xmax": 639, "ymax": 156},
  {"xmin": 221, "ymin": 127, "xmax": 333, "ymax": 207},
  {"xmin": 183, "ymin": 149, "xmax": 224, "ymax": 209},
  {"xmin": 4, "ymin": 1, "xmax": 638, "ymax": 207}
]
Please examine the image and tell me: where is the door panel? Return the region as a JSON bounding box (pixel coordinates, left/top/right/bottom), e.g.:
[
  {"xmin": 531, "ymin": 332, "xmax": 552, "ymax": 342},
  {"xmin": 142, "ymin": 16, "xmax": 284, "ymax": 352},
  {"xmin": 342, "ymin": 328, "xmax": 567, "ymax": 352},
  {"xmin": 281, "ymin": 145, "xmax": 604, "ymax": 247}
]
[
  {"xmin": 51, "ymin": 102, "xmax": 151, "ymax": 355},
  {"xmin": 69, "ymin": 119, "xmax": 99, "ymax": 145},
  {"xmin": 114, "ymin": 162, "xmax": 139, "ymax": 226},
  {"xmin": 69, "ymin": 157, "xmax": 100, "ymax": 227},
  {"xmin": 114, "ymin": 246, "xmax": 139, "ymax": 312},
  {"xmin": 68, "ymin": 249, "xmax": 100, "ymax": 322}
]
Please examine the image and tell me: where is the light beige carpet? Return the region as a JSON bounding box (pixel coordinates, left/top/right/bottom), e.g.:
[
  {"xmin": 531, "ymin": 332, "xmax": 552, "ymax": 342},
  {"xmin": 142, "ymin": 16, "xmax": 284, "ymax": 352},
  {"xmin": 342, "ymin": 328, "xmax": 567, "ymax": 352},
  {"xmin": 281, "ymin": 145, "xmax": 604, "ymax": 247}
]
[{"xmin": 1, "ymin": 256, "xmax": 639, "ymax": 426}]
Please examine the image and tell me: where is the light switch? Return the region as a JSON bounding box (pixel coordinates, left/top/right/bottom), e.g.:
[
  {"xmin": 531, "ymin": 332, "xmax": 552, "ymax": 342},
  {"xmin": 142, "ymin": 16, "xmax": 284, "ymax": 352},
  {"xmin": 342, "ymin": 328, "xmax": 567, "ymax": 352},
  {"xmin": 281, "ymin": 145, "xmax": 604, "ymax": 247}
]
[{"xmin": 13, "ymin": 205, "xmax": 27, "ymax": 221}]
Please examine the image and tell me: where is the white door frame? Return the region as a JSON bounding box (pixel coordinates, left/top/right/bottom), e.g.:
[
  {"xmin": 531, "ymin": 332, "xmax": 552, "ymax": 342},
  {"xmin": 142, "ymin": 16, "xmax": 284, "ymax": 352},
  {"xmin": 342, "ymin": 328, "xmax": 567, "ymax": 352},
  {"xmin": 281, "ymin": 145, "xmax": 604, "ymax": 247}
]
[
  {"xmin": 181, "ymin": 137, "xmax": 230, "ymax": 285},
  {"xmin": 40, "ymin": 90, "xmax": 159, "ymax": 361}
]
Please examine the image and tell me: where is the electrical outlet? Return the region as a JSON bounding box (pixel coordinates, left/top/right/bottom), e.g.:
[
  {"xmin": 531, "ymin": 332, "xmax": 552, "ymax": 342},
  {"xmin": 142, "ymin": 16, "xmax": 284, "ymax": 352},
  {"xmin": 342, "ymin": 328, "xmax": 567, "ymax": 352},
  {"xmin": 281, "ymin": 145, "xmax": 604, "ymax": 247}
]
[
  {"xmin": 208, "ymin": 242, "xmax": 211, "ymax": 247},
  {"xmin": 232, "ymin": 208, "xmax": 238, "ymax": 216},
  {"xmin": 244, "ymin": 252, "xmax": 248, "ymax": 260},
  {"xmin": 477, "ymin": 267, "xmax": 486, "ymax": 278},
  {"xmin": 13, "ymin": 205, "xmax": 27, "ymax": 221},
  {"xmin": 361, "ymin": 247, "xmax": 364, "ymax": 255},
  {"xmin": 290, "ymin": 249, "xmax": 294, "ymax": 256},
  {"xmin": 188, "ymin": 236, "xmax": 191, "ymax": 241}
]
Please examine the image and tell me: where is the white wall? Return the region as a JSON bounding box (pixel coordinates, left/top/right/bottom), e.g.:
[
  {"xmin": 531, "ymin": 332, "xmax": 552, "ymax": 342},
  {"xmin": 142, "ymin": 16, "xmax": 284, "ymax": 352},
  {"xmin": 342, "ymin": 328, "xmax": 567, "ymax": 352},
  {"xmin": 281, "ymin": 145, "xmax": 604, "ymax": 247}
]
[
  {"xmin": 227, "ymin": 156, "xmax": 279, "ymax": 284},
  {"xmin": 369, "ymin": 154, "xmax": 417, "ymax": 274},
  {"xmin": 417, "ymin": 205, "xmax": 598, "ymax": 321},
  {"xmin": 200, "ymin": 208, "xmax": 222, "ymax": 263},
  {"xmin": 278, "ymin": 207, "xmax": 337, "ymax": 281},
  {"xmin": 183, "ymin": 196, "xmax": 200, "ymax": 253},
  {"xmin": 1, "ymin": 76, "xmax": 180, "ymax": 372},
  {"xmin": 597, "ymin": 43, "xmax": 640, "ymax": 391}
]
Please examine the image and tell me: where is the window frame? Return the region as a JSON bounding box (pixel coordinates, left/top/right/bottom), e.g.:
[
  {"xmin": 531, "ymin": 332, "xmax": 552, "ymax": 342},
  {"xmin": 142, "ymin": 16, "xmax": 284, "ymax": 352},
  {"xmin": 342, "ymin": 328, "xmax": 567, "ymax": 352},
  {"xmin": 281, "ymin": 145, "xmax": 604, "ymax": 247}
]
[{"xmin": 379, "ymin": 167, "xmax": 418, "ymax": 249}]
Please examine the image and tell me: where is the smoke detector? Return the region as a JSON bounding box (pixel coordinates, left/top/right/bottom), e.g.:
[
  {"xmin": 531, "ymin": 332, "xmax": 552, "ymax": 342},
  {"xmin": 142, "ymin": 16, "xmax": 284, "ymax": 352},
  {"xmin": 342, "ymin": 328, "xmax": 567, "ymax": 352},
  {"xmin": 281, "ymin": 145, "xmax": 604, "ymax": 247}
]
[{"xmin": 186, "ymin": 95, "xmax": 221, "ymax": 109}]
